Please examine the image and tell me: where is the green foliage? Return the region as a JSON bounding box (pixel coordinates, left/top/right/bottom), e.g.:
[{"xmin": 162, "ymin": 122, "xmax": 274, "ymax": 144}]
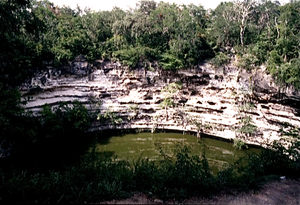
[
  {"xmin": 0, "ymin": 0, "xmax": 44, "ymax": 85},
  {"xmin": 97, "ymin": 106, "xmax": 122, "ymax": 128},
  {"xmin": 113, "ymin": 46, "xmax": 156, "ymax": 69},
  {"xmin": 40, "ymin": 101, "xmax": 90, "ymax": 137},
  {"xmin": 0, "ymin": 84, "xmax": 39, "ymax": 156},
  {"xmin": 263, "ymin": 1, "xmax": 300, "ymax": 89},
  {"xmin": 238, "ymin": 116, "xmax": 257, "ymax": 136},
  {"xmin": 150, "ymin": 146, "xmax": 215, "ymax": 201},
  {"xmin": 111, "ymin": 1, "xmax": 213, "ymax": 70},
  {"xmin": 239, "ymin": 102, "xmax": 255, "ymax": 112},
  {"xmin": 210, "ymin": 52, "xmax": 230, "ymax": 68},
  {"xmin": 268, "ymin": 55, "xmax": 300, "ymax": 89},
  {"xmin": 251, "ymin": 40, "xmax": 274, "ymax": 65},
  {"xmin": 2, "ymin": 0, "xmax": 300, "ymax": 201},
  {"xmin": 160, "ymin": 96, "xmax": 174, "ymax": 110},
  {"xmin": 2, "ymin": 0, "xmax": 300, "ymax": 88},
  {"xmin": 128, "ymin": 104, "xmax": 139, "ymax": 113},
  {"xmin": 276, "ymin": 1, "xmax": 300, "ymax": 61},
  {"xmin": 98, "ymin": 35, "xmax": 126, "ymax": 59},
  {"xmin": 236, "ymin": 54, "xmax": 259, "ymax": 71},
  {"xmin": 233, "ymin": 138, "xmax": 248, "ymax": 150},
  {"xmin": 207, "ymin": 2, "xmax": 240, "ymax": 48},
  {"xmin": 261, "ymin": 131, "xmax": 300, "ymax": 176},
  {"xmin": 127, "ymin": 104, "xmax": 139, "ymax": 121},
  {"xmin": 268, "ymin": 50, "xmax": 284, "ymax": 69},
  {"xmin": 160, "ymin": 82, "xmax": 182, "ymax": 112},
  {"xmin": 0, "ymin": 86, "xmax": 90, "ymax": 157},
  {"xmin": 163, "ymin": 82, "xmax": 182, "ymax": 95},
  {"xmin": 160, "ymin": 53, "xmax": 184, "ymax": 70},
  {"xmin": 220, "ymin": 152, "xmax": 266, "ymax": 190}
]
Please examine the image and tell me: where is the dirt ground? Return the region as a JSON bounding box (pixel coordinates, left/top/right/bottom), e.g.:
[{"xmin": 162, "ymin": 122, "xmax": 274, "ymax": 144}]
[{"xmin": 99, "ymin": 179, "xmax": 300, "ymax": 204}]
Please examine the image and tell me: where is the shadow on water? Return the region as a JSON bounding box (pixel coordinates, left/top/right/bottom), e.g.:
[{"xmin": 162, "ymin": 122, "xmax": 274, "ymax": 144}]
[
  {"xmin": 94, "ymin": 129, "xmax": 141, "ymax": 145},
  {"xmin": 0, "ymin": 130, "xmax": 128, "ymax": 171},
  {"xmin": 0, "ymin": 132, "xmax": 96, "ymax": 171},
  {"xmin": 96, "ymin": 151, "xmax": 115, "ymax": 159}
]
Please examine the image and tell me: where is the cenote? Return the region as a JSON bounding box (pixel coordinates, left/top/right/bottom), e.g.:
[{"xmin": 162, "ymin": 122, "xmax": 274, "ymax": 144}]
[{"xmin": 94, "ymin": 131, "xmax": 261, "ymax": 173}]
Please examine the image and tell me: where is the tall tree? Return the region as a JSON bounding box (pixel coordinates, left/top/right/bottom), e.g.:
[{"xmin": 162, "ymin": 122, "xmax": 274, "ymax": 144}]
[
  {"xmin": 267, "ymin": 1, "xmax": 300, "ymax": 89},
  {"xmin": 233, "ymin": 0, "xmax": 258, "ymax": 47},
  {"xmin": 0, "ymin": 0, "xmax": 43, "ymax": 85},
  {"xmin": 207, "ymin": 2, "xmax": 240, "ymax": 48}
]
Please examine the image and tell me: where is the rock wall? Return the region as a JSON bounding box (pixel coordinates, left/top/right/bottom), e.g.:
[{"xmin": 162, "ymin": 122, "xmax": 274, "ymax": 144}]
[{"xmin": 20, "ymin": 59, "xmax": 300, "ymax": 146}]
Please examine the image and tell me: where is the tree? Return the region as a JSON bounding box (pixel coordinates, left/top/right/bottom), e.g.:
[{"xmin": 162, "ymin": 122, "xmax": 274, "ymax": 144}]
[
  {"xmin": 111, "ymin": 1, "xmax": 213, "ymax": 69},
  {"xmin": 208, "ymin": 2, "xmax": 240, "ymax": 48},
  {"xmin": 160, "ymin": 82, "xmax": 182, "ymax": 121},
  {"xmin": 156, "ymin": 3, "xmax": 213, "ymax": 69},
  {"xmin": 0, "ymin": 83, "xmax": 41, "ymax": 157},
  {"xmin": 276, "ymin": 1, "xmax": 300, "ymax": 62},
  {"xmin": 0, "ymin": 0, "xmax": 44, "ymax": 85},
  {"xmin": 40, "ymin": 101, "xmax": 90, "ymax": 137},
  {"xmin": 267, "ymin": 1, "xmax": 300, "ymax": 89},
  {"xmin": 255, "ymin": 0, "xmax": 280, "ymax": 40},
  {"xmin": 31, "ymin": 0, "xmax": 59, "ymax": 61},
  {"xmin": 234, "ymin": 0, "xmax": 258, "ymax": 47},
  {"xmin": 208, "ymin": 0, "xmax": 264, "ymax": 49},
  {"xmin": 235, "ymin": 86, "xmax": 258, "ymax": 138}
]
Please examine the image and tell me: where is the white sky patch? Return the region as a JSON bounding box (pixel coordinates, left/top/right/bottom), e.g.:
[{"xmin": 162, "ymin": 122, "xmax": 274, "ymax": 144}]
[{"xmin": 48, "ymin": 0, "xmax": 291, "ymax": 12}]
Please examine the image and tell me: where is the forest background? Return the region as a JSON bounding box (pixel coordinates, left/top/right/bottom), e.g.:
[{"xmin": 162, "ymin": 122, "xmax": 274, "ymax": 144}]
[{"xmin": 1, "ymin": 0, "xmax": 300, "ymax": 88}]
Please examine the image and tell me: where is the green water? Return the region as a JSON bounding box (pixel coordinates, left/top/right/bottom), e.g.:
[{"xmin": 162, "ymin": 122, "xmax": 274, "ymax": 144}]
[{"xmin": 95, "ymin": 132, "xmax": 261, "ymax": 172}]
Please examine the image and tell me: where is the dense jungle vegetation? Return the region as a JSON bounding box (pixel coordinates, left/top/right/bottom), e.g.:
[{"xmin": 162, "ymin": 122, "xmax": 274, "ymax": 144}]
[
  {"xmin": 1, "ymin": 0, "xmax": 300, "ymax": 87},
  {"xmin": 0, "ymin": 0, "xmax": 300, "ymax": 203}
]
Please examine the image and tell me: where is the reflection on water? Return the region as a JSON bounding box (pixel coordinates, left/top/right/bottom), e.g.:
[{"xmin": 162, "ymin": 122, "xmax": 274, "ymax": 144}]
[{"xmin": 95, "ymin": 132, "xmax": 260, "ymax": 172}]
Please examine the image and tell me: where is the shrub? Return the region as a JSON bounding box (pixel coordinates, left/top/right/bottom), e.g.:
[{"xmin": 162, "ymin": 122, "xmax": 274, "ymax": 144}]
[
  {"xmin": 97, "ymin": 106, "xmax": 123, "ymax": 128},
  {"xmin": 159, "ymin": 53, "xmax": 184, "ymax": 70},
  {"xmin": 238, "ymin": 116, "xmax": 258, "ymax": 137},
  {"xmin": 40, "ymin": 101, "xmax": 90, "ymax": 137},
  {"xmin": 236, "ymin": 53, "xmax": 259, "ymax": 71},
  {"xmin": 268, "ymin": 55, "xmax": 300, "ymax": 89},
  {"xmin": 210, "ymin": 52, "xmax": 230, "ymax": 68},
  {"xmin": 113, "ymin": 46, "xmax": 156, "ymax": 69},
  {"xmin": 251, "ymin": 41, "xmax": 272, "ymax": 64},
  {"xmin": 233, "ymin": 138, "xmax": 248, "ymax": 150}
]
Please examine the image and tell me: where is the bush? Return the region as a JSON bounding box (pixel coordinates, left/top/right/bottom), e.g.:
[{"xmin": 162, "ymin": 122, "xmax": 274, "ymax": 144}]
[
  {"xmin": 40, "ymin": 100, "xmax": 90, "ymax": 137},
  {"xmin": 268, "ymin": 55, "xmax": 300, "ymax": 89},
  {"xmin": 233, "ymin": 138, "xmax": 248, "ymax": 150},
  {"xmin": 210, "ymin": 52, "xmax": 230, "ymax": 68},
  {"xmin": 236, "ymin": 53, "xmax": 259, "ymax": 71},
  {"xmin": 112, "ymin": 46, "xmax": 156, "ymax": 69},
  {"xmin": 251, "ymin": 41, "xmax": 272, "ymax": 64},
  {"xmin": 159, "ymin": 53, "xmax": 184, "ymax": 70},
  {"xmin": 0, "ymin": 85, "xmax": 40, "ymax": 157}
]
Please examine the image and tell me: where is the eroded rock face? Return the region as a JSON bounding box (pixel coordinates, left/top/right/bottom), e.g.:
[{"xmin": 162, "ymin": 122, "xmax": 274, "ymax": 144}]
[{"xmin": 20, "ymin": 60, "xmax": 300, "ymax": 146}]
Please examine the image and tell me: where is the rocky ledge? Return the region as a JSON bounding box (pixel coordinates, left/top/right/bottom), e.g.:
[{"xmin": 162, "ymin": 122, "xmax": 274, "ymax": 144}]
[{"xmin": 20, "ymin": 58, "xmax": 300, "ymax": 146}]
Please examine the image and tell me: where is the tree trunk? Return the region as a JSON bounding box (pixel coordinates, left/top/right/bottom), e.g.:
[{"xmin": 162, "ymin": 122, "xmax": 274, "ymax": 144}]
[
  {"xmin": 165, "ymin": 107, "xmax": 168, "ymax": 121},
  {"xmin": 275, "ymin": 17, "xmax": 280, "ymax": 39},
  {"xmin": 240, "ymin": 26, "xmax": 245, "ymax": 47}
]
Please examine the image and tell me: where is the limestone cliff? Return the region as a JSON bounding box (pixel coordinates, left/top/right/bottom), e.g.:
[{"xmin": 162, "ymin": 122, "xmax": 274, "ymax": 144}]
[{"xmin": 20, "ymin": 58, "xmax": 300, "ymax": 146}]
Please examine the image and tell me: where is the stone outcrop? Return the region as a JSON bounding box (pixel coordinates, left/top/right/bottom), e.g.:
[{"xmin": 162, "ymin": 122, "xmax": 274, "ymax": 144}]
[{"xmin": 20, "ymin": 58, "xmax": 300, "ymax": 146}]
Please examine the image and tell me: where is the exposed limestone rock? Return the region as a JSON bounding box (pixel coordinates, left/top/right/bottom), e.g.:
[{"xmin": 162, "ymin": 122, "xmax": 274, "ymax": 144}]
[{"xmin": 20, "ymin": 60, "xmax": 300, "ymax": 146}]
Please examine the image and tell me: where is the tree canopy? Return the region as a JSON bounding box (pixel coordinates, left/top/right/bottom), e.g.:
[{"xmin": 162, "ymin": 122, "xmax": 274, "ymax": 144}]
[{"xmin": 0, "ymin": 0, "xmax": 300, "ymax": 87}]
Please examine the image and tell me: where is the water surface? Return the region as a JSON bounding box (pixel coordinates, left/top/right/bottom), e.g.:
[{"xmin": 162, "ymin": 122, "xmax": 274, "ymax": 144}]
[{"xmin": 95, "ymin": 132, "xmax": 260, "ymax": 172}]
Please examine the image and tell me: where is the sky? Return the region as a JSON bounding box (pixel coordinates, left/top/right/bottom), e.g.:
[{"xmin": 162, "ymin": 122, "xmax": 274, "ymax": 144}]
[{"xmin": 48, "ymin": 0, "xmax": 292, "ymax": 12}]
